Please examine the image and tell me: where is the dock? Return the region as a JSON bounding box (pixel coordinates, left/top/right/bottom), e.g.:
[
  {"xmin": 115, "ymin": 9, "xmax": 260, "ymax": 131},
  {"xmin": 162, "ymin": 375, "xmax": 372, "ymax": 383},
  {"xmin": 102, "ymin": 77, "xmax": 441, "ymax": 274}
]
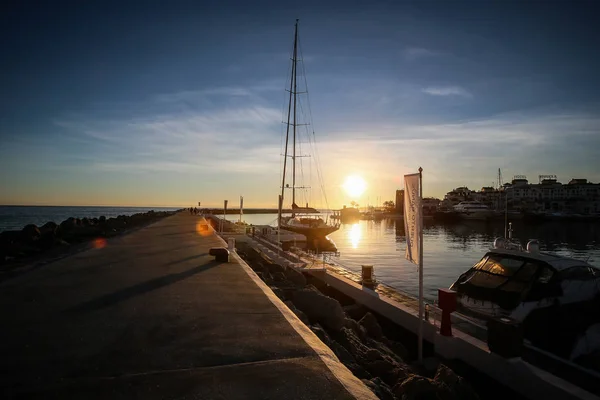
[{"xmin": 0, "ymin": 212, "xmax": 375, "ymax": 399}]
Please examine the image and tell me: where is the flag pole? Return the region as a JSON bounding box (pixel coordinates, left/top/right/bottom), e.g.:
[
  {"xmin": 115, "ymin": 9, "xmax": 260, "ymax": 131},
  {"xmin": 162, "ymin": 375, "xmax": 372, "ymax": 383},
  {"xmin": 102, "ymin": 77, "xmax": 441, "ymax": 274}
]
[{"xmin": 418, "ymin": 166, "xmax": 424, "ymax": 362}]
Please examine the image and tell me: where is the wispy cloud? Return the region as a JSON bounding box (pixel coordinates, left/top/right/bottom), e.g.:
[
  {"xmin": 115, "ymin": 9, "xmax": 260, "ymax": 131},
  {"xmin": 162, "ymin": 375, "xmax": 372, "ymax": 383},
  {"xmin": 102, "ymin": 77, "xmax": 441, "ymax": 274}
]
[
  {"xmin": 403, "ymin": 47, "xmax": 440, "ymax": 61},
  {"xmin": 422, "ymin": 86, "xmax": 472, "ymax": 97}
]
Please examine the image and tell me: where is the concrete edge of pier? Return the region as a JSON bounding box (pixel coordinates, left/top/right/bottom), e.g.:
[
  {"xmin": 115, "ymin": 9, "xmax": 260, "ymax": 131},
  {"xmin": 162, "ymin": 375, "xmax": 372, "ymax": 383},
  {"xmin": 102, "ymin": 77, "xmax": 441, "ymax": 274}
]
[
  {"xmin": 311, "ymin": 262, "xmax": 600, "ymax": 400},
  {"xmin": 220, "ymin": 234, "xmax": 378, "ymax": 400}
]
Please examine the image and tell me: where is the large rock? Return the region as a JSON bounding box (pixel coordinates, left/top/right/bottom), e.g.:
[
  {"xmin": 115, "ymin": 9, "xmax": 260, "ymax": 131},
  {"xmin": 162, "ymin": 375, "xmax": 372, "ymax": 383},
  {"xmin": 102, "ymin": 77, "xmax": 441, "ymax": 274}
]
[
  {"xmin": 272, "ymin": 272, "xmax": 287, "ymax": 282},
  {"xmin": 367, "ymin": 338, "xmax": 407, "ymax": 365},
  {"xmin": 359, "ymin": 312, "xmax": 384, "ymax": 340},
  {"xmin": 266, "ymin": 263, "xmax": 285, "ymax": 274},
  {"xmin": 433, "ymin": 364, "xmax": 479, "ymax": 400},
  {"xmin": 393, "ymin": 374, "xmax": 449, "ymax": 400},
  {"xmin": 21, "ymin": 224, "xmax": 41, "ymax": 243},
  {"xmin": 99, "ymin": 216, "xmax": 106, "ymax": 223},
  {"xmin": 284, "ymin": 300, "xmax": 309, "ymax": 325},
  {"xmin": 362, "ymin": 377, "xmax": 395, "ymax": 400},
  {"xmin": 292, "ymin": 287, "xmax": 346, "ymax": 332},
  {"xmin": 345, "ymin": 318, "xmax": 367, "ymax": 342},
  {"xmin": 40, "ymin": 222, "xmax": 58, "ymax": 237},
  {"xmin": 344, "ymin": 303, "xmax": 369, "ymax": 321},
  {"xmin": 331, "ymin": 340, "xmax": 371, "ymax": 380},
  {"xmin": 284, "ymin": 267, "xmax": 307, "ymax": 286},
  {"xmin": 59, "ymin": 217, "xmax": 78, "ymax": 233},
  {"xmin": 310, "ymin": 323, "xmax": 331, "ymax": 347}
]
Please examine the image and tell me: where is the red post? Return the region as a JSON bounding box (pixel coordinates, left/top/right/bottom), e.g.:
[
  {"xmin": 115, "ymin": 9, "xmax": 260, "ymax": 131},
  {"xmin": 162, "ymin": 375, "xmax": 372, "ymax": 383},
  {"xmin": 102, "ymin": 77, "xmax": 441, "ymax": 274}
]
[{"xmin": 438, "ymin": 288, "xmax": 457, "ymax": 337}]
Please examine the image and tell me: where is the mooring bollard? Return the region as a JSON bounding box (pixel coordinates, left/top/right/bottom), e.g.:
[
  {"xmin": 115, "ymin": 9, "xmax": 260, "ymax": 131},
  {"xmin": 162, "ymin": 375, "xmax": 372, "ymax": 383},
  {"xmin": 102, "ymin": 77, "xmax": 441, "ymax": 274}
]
[
  {"xmin": 361, "ymin": 264, "xmax": 374, "ymax": 285},
  {"xmin": 209, "ymin": 247, "xmax": 230, "ymax": 263},
  {"xmin": 438, "ymin": 288, "xmax": 457, "ymax": 337}
]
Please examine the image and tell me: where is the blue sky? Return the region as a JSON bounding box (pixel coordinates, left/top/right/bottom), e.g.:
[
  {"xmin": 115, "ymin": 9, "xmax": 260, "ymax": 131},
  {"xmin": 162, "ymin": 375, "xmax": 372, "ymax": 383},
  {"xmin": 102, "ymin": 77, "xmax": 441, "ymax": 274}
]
[{"xmin": 1, "ymin": 0, "xmax": 599, "ymax": 208}]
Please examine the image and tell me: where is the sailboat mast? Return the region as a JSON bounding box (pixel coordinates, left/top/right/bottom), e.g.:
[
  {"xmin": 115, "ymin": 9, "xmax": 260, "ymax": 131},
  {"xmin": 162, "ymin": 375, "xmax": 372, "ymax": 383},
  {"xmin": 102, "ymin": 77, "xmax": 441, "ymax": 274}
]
[
  {"xmin": 280, "ymin": 20, "xmax": 298, "ymax": 224},
  {"xmin": 292, "ymin": 19, "xmax": 299, "ymax": 210}
]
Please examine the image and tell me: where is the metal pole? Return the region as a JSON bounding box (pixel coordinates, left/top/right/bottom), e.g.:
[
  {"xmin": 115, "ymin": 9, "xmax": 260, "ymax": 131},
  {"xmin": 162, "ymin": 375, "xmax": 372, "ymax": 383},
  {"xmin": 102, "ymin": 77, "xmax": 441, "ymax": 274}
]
[{"xmin": 418, "ymin": 166, "xmax": 424, "ymax": 362}]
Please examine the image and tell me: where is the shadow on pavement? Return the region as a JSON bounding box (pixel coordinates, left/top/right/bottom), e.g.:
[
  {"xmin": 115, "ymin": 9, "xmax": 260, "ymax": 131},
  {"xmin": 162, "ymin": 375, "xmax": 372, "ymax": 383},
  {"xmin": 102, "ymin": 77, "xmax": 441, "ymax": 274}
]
[{"xmin": 66, "ymin": 260, "xmax": 222, "ymax": 314}]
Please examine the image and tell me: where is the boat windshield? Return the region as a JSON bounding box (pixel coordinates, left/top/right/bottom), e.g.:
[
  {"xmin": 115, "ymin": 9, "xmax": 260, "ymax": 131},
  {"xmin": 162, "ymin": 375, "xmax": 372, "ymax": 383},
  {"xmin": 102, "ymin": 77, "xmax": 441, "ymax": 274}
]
[{"xmin": 456, "ymin": 254, "xmax": 548, "ymax": 309}]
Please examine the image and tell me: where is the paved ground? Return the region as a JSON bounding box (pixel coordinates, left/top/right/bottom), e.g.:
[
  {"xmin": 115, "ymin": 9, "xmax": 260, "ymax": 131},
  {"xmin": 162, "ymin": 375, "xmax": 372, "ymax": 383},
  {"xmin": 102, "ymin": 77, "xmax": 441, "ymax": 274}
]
[{"xmin": 0, "ymin": 213, "xmax": 372, "ymax": 399}]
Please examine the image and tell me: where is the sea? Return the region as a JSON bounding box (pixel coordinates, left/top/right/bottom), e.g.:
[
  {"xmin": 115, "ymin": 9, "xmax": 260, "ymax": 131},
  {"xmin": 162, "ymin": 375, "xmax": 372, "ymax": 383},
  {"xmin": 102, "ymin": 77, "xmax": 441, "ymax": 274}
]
[
  {"xmin": 224, "ymin": 213, "xmax": 600, "ymax": 302},
  {"xmin": 2, "ymin": 206, "xmax": 599, "ymax": 302},
  {"xmin": 0, "ymin": 206, "xmax": 181, "ymax": 232}
]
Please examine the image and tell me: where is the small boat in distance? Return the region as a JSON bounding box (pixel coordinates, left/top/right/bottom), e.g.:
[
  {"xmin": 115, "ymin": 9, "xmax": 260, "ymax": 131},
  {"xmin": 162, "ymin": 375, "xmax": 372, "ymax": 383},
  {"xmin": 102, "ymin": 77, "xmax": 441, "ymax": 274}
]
[
  {"xmin": 453, "ymin": 201, "xmax": 493, "ymax": 220},
  {"xmin": 277, "ymin": 20, "xmax": 339, "ymax": 253}
]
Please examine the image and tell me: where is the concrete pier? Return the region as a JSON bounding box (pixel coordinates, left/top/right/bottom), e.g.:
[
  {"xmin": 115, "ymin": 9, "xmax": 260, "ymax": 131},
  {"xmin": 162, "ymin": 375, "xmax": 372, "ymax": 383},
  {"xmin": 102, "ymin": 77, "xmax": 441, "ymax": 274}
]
[{"xmin": 0, "ymin": 212, "xmax": 374, "ymax": 399}]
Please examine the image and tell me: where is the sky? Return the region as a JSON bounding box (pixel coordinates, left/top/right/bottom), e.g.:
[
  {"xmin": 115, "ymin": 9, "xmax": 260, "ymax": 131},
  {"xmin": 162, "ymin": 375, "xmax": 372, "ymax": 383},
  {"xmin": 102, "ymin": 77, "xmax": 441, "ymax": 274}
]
[{"xmin": 1, "ymin": 0, "xmax": 599, "ymax": 208}]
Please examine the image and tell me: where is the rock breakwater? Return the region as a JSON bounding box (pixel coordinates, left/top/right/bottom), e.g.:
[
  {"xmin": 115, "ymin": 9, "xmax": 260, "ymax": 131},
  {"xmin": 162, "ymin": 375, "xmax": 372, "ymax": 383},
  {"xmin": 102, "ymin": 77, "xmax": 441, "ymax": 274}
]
[
  {"xmin": 0, "ymin": 210, "xmax": 177, "ymax": 271},
  {"xmin": 237, "ymin": 242, "xmax": 481, "ymax": 400}
]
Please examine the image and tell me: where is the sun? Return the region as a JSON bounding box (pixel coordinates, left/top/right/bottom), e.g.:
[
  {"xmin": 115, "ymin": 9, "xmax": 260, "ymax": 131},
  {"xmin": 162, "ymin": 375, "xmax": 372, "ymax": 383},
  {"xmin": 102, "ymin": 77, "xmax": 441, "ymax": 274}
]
[{"xmin": 343, "ymin": 175, "xmax": 367, "ymax": 198}]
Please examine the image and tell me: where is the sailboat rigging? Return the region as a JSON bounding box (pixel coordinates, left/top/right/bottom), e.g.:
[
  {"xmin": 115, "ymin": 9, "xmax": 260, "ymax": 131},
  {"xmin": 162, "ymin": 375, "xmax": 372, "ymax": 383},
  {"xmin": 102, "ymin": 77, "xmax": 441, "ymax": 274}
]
[{"xmin": 278, "ymin": 19, "xmax": 339, "ymax": 253}]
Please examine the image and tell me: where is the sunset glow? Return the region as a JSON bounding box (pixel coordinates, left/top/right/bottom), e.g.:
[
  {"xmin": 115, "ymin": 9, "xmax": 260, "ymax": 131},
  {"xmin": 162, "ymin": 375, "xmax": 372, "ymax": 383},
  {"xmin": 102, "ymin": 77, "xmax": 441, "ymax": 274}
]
[{"xmin": 343, "ymin": 175, "xmax": 367, "ymax": 198}]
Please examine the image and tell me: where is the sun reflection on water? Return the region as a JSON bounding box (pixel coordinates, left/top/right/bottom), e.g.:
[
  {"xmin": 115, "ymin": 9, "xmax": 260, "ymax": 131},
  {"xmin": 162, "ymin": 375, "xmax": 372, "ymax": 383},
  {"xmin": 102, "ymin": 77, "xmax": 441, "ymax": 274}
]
[{"xmin": 349, "ymin": 223, "xmax": 361, "ymax": 249}]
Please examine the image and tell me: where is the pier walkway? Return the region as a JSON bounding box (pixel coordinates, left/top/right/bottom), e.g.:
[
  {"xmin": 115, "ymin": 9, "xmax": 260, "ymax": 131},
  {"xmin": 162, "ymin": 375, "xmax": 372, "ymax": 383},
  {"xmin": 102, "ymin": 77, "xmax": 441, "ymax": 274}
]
[{"xmin": 0, "ymin": 212, "xmax": 373, "ymax": 399}]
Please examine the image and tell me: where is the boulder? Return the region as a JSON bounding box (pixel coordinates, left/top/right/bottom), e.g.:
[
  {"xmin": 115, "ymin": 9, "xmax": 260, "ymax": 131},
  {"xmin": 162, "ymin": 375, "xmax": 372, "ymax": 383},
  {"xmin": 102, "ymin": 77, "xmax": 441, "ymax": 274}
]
[
  {"xmin": 359, "ymin": 312, "xmax": 384, "ymax": 340},
  {"xmin": 284, "ymin": 267, "xmax": 307, "ymax": 287},
  {"xmin": 271, "ymin": 287, "xmax": 285, "ymax": 300},
  {"xmin": 364, "ymin": 358, "xmax": 407, "ymax": 387},
  {"xmin": 81, "ymin": 218, "xmax": 91, "ymax": 227},
  {"xmin": 362, "ymin": 377, "xmax": 395, "ymax": 400},
  {"xmin": 273, "ymin": 272, "xmax": 287, "ymax": 282},
  {"xmin": 331, "ymin": 340, "xmax": 371, "ymax": 379},
  {"xmin": 99, "ymin": 216, "xmax": 107, "ymax": 223},
  {"xmin": 40, "ymin": 222, "xmax": 58, "ymax": 237},
  {"xmin": 21, "ymin": 224, "xmax": 41, "ymax": 243},
  {"xmin": 292, "ymin": 287, "xmax": 346, "ymax": 332},
  {"xmin": 344, "ymin": 303, "xmax": 369, "ymax": 321},
  {"xmin": 345, "ymin": 318, "xmax": 367, "ymax": 342},
  {"xmin": 266, "ymin": 263, "xmax": 285, "ymax": 274},
  {"xmin": 367, "ymin": 338, "xmax": 407, "ymax": 365},
  {"xmin": 433, "ymin": 364, "xmax": 479, "ymax": 400},
  {"xmin": 59, "ymin": 217, "xmax": 78, "ymax": 233},
  {"xmin": 310, "ymin": 323, "xmax": 331, "ymax": 347},
  {"xmin": 284, "ymin": 300, "xmax": 310, "ymax": 325},
  {"xmin": 393, "ymin": 374, "xmax": 448, "ymax": 400}
]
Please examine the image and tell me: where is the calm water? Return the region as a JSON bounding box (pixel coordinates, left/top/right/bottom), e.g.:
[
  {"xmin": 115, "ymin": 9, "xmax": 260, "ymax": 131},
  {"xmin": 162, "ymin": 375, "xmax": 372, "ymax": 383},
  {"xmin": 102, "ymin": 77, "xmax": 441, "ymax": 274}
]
[
  {"xmin": 0, "ymin": 206, "xmax": 180, "ymax": 232},
  {"xmin": 226, "ymin": 213, "xmax": 600, "ymax": 301}
]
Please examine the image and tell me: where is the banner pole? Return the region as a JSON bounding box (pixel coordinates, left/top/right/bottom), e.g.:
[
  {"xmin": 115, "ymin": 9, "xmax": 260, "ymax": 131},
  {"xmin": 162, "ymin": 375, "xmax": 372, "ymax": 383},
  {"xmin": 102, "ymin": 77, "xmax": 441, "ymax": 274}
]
[{"xmin": 418, "ymin": 166, "xmax": 424, "ymax": 362}]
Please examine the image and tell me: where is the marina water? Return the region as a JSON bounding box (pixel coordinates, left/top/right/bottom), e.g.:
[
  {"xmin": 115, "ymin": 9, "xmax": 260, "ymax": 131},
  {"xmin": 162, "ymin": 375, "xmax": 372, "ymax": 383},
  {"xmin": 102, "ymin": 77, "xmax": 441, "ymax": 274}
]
[
  {"xmin": 3, "ymin": 207, "xmax": 598, "ymax": 303},
  {"xmin": 226, "ymin": 213, "xmax": 600, "ymax": 301}
]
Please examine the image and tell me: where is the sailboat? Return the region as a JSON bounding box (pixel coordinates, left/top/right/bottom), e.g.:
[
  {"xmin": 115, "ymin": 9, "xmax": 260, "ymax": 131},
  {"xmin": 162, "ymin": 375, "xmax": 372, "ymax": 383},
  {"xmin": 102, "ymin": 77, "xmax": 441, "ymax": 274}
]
[{"xmin": 278, "ymin": 19, "xmax": 339, "ymax": 253}]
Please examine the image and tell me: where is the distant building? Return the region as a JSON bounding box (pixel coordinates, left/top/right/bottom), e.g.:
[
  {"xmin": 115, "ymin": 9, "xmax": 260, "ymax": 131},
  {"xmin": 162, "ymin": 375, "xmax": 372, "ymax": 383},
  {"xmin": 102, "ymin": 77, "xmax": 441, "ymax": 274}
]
[
  {"xmin": 441, "ymin": 175, "xmax": 600, "ymax": 214},
  {"xmin": 395, "ymin": 189, "xmax": 440, "ymax": 215},
  {"xmin": 395, "ymin": 189, "xmax": 404, "ymax": 214}
]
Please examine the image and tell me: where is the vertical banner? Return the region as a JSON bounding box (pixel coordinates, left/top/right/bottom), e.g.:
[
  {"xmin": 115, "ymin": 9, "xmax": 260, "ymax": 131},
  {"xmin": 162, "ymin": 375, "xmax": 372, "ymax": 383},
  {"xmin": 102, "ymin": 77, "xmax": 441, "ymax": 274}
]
[
  {"xmin": 240, "ymin": 196, "xmax": 244, "ymax": 223},
  {"xmin": 404, "ymin": 173, "xmax": 422, "ymax": 265},
  {"xmin": 198, "ymin": 202, "xmax": 201, "ymax": 207}
]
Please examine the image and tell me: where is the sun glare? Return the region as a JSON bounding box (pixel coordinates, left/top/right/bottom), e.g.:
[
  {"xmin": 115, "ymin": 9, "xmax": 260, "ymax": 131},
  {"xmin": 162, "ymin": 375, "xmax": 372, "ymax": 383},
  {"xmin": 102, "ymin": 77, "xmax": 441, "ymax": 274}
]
[
  {"xmin": 349, "ymin": 223, "xmax": 362, "ymax": 249},
  {"xmin": 343, "ymin": 175, "xmax": 367, "ymax": 197}
]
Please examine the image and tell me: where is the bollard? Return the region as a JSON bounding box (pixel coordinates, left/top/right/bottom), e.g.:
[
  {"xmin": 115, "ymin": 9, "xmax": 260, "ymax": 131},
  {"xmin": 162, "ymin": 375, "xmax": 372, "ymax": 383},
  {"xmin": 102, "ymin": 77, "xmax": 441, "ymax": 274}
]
[
  {"xmin": 438, "ymin": 288, "xmax": 457, "ymax": 337},
  {"xmin": 228, "ymin": 238, "xmax": 236, "ymax": 251},
  {"xmin": 361, "ymin": 265, "xmax": 374, "ymax": 285},
  {"xmin": 209, "ymin": 247, "xmax": 230, "ymax": 263}
]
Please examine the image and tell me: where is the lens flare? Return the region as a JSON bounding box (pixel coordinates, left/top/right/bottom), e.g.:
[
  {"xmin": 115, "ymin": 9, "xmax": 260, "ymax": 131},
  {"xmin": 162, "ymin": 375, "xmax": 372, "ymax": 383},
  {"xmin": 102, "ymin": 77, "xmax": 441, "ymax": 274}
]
[
  {"xmin": 196, "ymin": 220, "xmax": 213, "ymax": 237},
  {"xmin": 93, "ymin": 238, "xmax": 107, "ymax": 249}
]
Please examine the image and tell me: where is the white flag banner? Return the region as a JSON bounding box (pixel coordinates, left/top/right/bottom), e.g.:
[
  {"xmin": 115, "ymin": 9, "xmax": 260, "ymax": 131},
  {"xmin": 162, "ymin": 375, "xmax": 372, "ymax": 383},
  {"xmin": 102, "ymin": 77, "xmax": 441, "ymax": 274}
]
[
  {"xmin": 240, "ymin": 196, "xmax": 244, "ymax": 215},
  {"xmin": 404, "ymin": 173, "xmax": 422, "ymax": 265}
]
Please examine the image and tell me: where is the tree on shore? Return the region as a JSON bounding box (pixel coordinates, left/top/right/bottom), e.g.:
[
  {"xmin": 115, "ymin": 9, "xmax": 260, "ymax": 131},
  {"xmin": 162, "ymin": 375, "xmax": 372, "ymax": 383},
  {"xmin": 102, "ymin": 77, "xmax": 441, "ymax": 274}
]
[{"xmin": 383, "ymin": 200, "xmax": 395, "ymax": 212}]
